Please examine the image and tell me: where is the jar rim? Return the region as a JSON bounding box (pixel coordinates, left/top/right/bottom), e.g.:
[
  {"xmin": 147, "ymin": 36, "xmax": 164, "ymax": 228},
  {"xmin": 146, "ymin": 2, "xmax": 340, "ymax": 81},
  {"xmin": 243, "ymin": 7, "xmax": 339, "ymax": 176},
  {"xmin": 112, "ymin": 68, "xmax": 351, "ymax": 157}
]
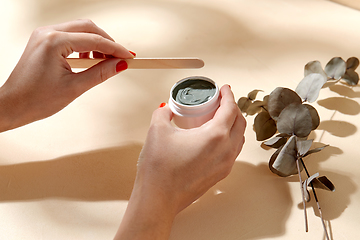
[{"xmin": 169, "ymin": 76, "xmax": 220, "ymax": 118}]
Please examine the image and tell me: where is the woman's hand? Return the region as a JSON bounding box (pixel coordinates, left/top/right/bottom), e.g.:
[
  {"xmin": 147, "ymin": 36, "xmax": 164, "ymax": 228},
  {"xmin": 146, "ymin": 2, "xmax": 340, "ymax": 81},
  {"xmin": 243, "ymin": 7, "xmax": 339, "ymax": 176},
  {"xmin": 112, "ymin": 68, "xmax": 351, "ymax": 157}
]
[
  {"xmin": 115, "ymin": 85, "xmax": 246, "ymax": 240},
  {"xmin": 0, "ymin": 19, "xmax": 134, "ymax": 132}
]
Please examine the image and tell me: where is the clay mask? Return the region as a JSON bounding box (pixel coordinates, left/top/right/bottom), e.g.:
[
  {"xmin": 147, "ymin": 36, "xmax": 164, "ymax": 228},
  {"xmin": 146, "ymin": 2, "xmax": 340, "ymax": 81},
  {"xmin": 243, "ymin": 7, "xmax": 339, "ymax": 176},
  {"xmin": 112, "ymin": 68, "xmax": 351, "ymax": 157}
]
[
  {"xmin": 169, "ymin": 76, "xmax": 220, "ymax": 129},
  {"xmin": 172, "ymin": 79, "xmax": 216, "ymax": 105}
]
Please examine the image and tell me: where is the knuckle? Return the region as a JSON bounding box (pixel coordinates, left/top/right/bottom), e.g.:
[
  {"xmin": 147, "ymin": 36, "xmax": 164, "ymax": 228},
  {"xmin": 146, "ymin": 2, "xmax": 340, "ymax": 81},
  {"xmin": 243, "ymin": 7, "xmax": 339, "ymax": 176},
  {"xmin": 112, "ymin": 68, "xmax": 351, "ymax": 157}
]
[
  {"xmin": 43, "ymin": 31, "xmax": 61, "ymax": 49},
  {"xmin": 209, "ymin": 127, "xmax": 229, "ymax": 142},
  {"xmin": 31, "ymin": 28, "xmax": 61, "ymax": 50},
  {"xmin": 92, "ymin": 34, "xmax": 105, "ymax": 50}
]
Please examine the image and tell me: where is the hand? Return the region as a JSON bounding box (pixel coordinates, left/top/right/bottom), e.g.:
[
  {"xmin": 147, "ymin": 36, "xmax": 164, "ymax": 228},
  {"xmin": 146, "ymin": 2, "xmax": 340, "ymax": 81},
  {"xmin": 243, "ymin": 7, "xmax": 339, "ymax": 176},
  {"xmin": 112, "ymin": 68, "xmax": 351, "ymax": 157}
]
[
  {"xmin": 115, "ymin": 85, "xmax": 246, "ymax": 240},
  {"xmin": 0, "ymin": 19, "xmax": 134, "ymax": 132}
]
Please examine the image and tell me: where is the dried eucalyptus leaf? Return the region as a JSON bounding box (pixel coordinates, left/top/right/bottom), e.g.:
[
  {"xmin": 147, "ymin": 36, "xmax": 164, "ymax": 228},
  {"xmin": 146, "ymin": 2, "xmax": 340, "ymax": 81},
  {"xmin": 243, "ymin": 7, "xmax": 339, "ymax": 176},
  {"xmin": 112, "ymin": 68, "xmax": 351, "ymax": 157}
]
[
  {"xmin": 312, "ymin": 176, "xmax": 335, "ymax": 192},
  {"xmin": 304, "ymin": 172, "xmax": 335, "ymax": 192},
  {"xmin": 324, "ymin": 57, "xmax": 346, "ymax": 80},
  {"xmin": 237, "ymin": 97, "xmax": 251, "ymax": 113},
  {"xmin": 254, "ymin": 111, "xmax": 277, "ymax": 141},
  {"xmin": 269, "ymin": 147, "xmax": 284, "ymax": 176},
  {"xmin": 303, "ymin": 144, "xmax": 329, "ymax": 158},
  {"xmin": 248, "ymin": 89, "xmax": 263, "ymax": 101},
  {"xmin": 271, "ymin": 135, "xmax": 298, "ymax": 177},
  {"xmin": 303, "ymin": 187, "xmax": 311, "ymax": 202},
  {"xmin": 296, "ymin": 138, "xmax": 313, "ymax": 156},
  {"xmin": 246, "ymin": 100, "xmax": 265, "ymax": 116},
  {"xmin": 276, "ymin": 133, "xmax": 291, "ymax": 138},
  {"xmin": 295, "ymin": 73, "xmax": 327, "ymax": 103},
  {"xmin": 264, "ymin": 136, "xmax": 287, "ymax": 148},
  {"xmin": 342, "ymin": 69, "xmax": 359, "ymax": 86},
  {"xmin": 262, "ymin": 95, "xmax": 269, "ymax": 111},
  {"xmin": 304, "ymin": 60, "xmax": 327, "ymax": 80},
  {"xmin": 346, "ymin": 57, "xmax": 359, "ymax": 70},
  {"xmin": 263, "ymin": 95, "xmax": 269, "ymax": 103},
  {"xmin": 276, "ymin": 103, "xmax": 313, "ymax": 138},
  {"xmin": 304, "ymin": 104, "xmax": 320, "ymax": 130},
  {"xmin": 303, "ymin": 172, "xmax": 320, "ymax": 202},
  {"xmin": 268, "ymin": 87, "xmax": 302, "ymax": 120},
  {"xmin": 306, "ymin": 173, "xmax": 320, "ymax": 185}
]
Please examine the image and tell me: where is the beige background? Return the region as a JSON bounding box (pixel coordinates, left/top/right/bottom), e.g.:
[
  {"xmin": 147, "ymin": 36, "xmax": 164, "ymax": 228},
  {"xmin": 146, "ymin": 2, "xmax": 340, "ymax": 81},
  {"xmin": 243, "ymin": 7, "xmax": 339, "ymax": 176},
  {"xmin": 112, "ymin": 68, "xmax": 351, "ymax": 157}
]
[{"xmin": 0, "ymin": 0, "xmax": 359, "ymax": 239}]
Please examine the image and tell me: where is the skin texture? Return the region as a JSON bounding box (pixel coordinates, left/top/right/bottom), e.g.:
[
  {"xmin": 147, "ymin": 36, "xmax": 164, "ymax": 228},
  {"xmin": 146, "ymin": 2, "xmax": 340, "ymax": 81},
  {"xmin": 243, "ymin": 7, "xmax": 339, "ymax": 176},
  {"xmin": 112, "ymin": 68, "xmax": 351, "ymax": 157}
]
[
  {"xmin": 114, "ymin": 85, "xmax": 246, "ymax": 240},
  {"xmin": 0, "ymin": 19, "xmax": 134, "ymax": 132},
  {"xmin": 0, "ymin": 19, "xmax": 247, "ymax": 240}
]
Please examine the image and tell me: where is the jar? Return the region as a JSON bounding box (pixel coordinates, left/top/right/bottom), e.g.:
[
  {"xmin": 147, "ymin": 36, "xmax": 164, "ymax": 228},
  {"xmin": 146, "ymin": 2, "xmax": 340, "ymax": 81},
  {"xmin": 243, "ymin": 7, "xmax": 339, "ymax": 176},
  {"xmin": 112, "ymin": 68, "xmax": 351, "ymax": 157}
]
[{"xmin": 168, "ymin": 76, "xmax": 220, "ymax": 129}]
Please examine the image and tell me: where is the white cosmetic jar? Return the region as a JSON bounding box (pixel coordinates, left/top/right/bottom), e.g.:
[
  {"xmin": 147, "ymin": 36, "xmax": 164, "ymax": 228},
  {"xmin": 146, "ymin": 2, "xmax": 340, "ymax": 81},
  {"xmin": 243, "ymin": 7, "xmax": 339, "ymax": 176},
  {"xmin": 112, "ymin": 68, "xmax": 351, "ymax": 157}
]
[{"xmin": 168, "ymin": 76, "xmax": 220, "ymax": 129}]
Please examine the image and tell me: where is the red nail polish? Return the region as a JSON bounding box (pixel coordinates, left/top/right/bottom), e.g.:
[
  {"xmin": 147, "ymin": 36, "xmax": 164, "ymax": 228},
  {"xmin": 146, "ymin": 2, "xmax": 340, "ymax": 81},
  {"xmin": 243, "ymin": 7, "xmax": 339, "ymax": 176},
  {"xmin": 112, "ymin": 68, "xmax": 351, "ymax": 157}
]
[
  {"xmin": 79, "ymin": 52, "xmax": 90, "ymax": 58},
  {"xmin": 228, "ymin": 84, "xmax": 231, "ymax": 90},
  {"xmin": 159, "ymin": 102, "xmax": 166, "ymax": 108},
  {"xmin": 116, "ymin": 60, "xmax": 128, "ymax": 72},
  {"xmin": 129, "ymin": 51, "xmax": 136, "ymax": 57},
  {"xmin": 93, "ymin": 51, "xmax": 105, "ymax": 58}
]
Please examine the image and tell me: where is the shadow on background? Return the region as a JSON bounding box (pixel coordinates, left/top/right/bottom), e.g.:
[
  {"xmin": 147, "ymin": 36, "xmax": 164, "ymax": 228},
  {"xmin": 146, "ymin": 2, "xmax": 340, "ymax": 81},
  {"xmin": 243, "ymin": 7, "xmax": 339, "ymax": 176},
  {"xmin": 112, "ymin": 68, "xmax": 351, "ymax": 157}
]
[
  {"xmin": 328, "ymin": 0, "xmax": 360, "ymax": 11},
  {"xmin": 297, "ymin": 142, "xmax": 356, "ymax": 220},
  {"xmin": 0, "ymin": 143, "xmax": 141, "ymax": 202},
  {"xmin": 317, "ymin": 120, "xmax": 357, "ymax": 137},
  {"xmin": 329, "ymin": 84, "xmax": 360, "ymax": 98},
  {"xmin": 317, "ymin": 84, "xmax": 360, "ymax": 137},
  {"xmin": 3, "ymin": 0, "xmax": 359, "ymax": 239},
  {"xmin": 317, "ymin": 97, "xmax": 360, "ymax": 115},
  {"xmin": 170, "ymin": 162, "xmax": 292, "ymax": 240}
]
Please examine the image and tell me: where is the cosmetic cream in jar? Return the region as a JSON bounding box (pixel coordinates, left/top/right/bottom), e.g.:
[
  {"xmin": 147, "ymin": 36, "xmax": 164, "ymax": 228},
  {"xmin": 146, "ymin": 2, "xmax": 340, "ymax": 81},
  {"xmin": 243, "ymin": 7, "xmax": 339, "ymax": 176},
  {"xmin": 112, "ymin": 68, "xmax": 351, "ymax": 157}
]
[{"xmin": 168, "ymin": 76, "xmax": 220, "ymax": 129}]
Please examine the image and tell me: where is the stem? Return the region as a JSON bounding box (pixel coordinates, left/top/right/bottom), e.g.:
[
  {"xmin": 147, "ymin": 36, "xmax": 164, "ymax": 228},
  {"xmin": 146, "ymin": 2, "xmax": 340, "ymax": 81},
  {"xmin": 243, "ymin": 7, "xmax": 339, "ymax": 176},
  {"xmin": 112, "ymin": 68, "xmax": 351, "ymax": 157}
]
[
  {"xmin": 296, "ymin": 157, "xmax": 308, "ymax": 232},
  {"xmin": 300, "ymin": 158, "xmax": 330, "ymax": 240}
]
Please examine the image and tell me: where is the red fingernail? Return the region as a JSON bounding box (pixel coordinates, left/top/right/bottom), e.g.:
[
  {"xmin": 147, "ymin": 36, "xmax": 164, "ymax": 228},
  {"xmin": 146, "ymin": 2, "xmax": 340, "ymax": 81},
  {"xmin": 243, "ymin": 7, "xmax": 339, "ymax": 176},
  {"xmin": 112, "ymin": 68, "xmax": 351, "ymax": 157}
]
[
  {"xmin": 129, "ymin": 50, "xmax": 136, "ymax": 57},
  {"xmin": 93, "ymin": 51, "xmax": 105, "ymax": 58},
  {"xmin": 159, "ymin": 102, "xmax": 166, "ymax": 108},
  {"xmin": 228, "ymin": 84, "xmax": 231, "ymax": 89},
  {"xmin": 79, "ymin": 52, "xmax": 90, "ymax": 58},
  {"xmin": 116, "ymin": 60, "xmax": 128, "ymax": 72}
]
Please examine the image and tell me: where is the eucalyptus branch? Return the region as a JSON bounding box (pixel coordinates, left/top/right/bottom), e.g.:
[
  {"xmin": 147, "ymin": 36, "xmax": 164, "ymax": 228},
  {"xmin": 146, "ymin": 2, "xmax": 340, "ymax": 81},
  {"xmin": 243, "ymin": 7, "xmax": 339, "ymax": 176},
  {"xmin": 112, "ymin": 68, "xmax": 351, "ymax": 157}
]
[
  {"xmin": 237, "ymin": 56, "xmax": 358, "ymax": 237},
  {"xmin": 300, "ymin": 158, "xmax": 330, "ymax": 240},
  {"xmin": 296, "ymin": 157, "xmax": 308, "ymax": 232}
]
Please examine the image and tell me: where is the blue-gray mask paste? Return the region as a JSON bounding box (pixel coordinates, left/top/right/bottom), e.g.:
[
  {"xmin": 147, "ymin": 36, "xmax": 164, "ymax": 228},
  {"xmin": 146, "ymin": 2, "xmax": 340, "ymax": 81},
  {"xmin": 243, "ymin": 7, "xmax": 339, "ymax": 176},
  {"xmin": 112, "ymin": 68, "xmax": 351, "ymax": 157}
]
[{"xmin": 172, "ymin": 79, "xmax": 216, "ymax": 105}]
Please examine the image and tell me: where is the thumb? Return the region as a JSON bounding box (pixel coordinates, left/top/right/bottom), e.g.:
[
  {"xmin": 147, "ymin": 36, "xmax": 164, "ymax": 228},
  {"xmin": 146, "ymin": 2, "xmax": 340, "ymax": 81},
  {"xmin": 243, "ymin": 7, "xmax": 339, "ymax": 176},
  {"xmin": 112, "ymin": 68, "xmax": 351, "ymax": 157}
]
[
  {"xmin": 73, "ymin": 59, "xmax": 127, "ymax": 92},
  {"xmin": 150, "ymin": 104, "xmax": 174, "ymax": 127}
]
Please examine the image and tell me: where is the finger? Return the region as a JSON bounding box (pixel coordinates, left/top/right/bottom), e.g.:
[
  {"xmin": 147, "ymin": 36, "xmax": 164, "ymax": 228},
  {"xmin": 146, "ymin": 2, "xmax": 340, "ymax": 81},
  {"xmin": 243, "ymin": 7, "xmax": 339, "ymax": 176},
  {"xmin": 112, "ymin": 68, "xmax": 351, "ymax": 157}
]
[
  {"xmin": 93, "ymin": 51, "xmax": 105, "ymax": 58},
  {"xmin": 72, "ymin": 58, "xmax": 127, "ymax": 92},
  {"xmin": 211, "ymin": 85, "xmax": 238, "ymax": 129},
  {"xmin": 229, "ymin": 111, "xmax": 247, "ymax": 154},
  {"xmin": 150, "ymin": 104, "xmax": 174, "ymax": 127},
  {"xmin": 64, "ymin": 32, "xmax": 134, "ymax": 59},
  {"xmin": 51, "ymin": 19, "xmax": 115, "ymax": 42},
  {"xmin": 79, "ymin": 52, "xmax": 90, "ymax": 58},
  {"xmin": 230, "ymin": 111, "xmax": 246, "ymax": 140}
]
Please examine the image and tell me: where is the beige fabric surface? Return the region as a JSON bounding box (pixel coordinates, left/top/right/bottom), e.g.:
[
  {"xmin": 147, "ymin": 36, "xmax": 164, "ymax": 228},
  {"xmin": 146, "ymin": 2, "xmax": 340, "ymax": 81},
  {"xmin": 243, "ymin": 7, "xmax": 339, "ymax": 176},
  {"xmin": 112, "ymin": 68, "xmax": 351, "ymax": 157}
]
[{"xmin": 0, "ymin": 0, "xmax": 359, "ymax": 239}]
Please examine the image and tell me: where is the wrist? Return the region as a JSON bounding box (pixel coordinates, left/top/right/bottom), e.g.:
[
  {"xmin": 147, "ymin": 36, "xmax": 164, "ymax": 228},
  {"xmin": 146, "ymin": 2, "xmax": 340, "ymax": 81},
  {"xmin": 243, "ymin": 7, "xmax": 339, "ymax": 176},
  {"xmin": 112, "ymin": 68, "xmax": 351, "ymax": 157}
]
[
  {"xmin": 0, "ymin": 86, "xmax": 19, "ymax": 132},
  {"xmin": 114, "ymin": 179, "xmax": 178, "ymax": 240}
]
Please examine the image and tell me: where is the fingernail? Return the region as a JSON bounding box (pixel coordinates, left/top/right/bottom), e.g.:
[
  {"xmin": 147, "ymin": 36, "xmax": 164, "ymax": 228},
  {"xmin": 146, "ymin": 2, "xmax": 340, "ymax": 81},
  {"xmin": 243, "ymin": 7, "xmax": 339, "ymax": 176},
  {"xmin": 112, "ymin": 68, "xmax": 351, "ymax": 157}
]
[
  {"xmin": 116, "ymin": 60, "xmax": 128, "ymax": 72},
  {"xmin": 93, "ymin": 51, "xmax": 105, "ymax": 58},
  {"xmin": 228, "ymin": 84, "xmax": 231, "ymax": 90},
  {"xmin": 129, "ymin": 50, "xmax": 136, "ymax": 57},
  {"xmin": 159, "ymin": 102, "xmax": 166, "ymax": 108},
  {"xmin": 79, "ymin": 52, "xmax": 90, "ymax": 58}
]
